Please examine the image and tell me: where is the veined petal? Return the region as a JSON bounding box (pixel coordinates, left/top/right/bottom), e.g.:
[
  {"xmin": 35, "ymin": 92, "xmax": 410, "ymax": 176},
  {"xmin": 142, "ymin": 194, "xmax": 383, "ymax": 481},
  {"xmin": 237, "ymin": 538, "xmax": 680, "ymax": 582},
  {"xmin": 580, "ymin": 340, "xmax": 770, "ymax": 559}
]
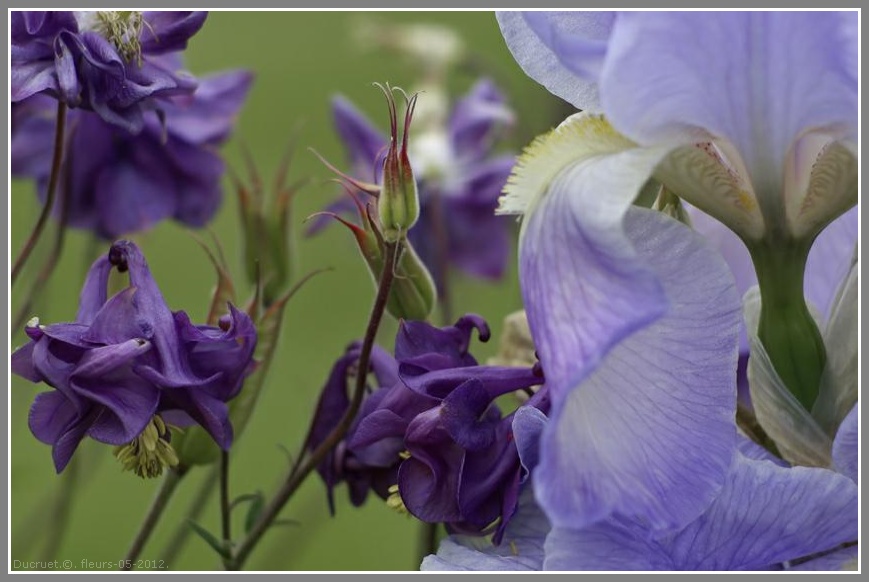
[
  {"xmin": 512, "ymin": 113, "xmax": 740, "ymax": 529},
  {"xmin": 544, "ymin": 454, "xmax": 857, "ymax": 570},
  {"xmin": 602, "ymin": 12, "xmax": 857, "ymax": 186},
  {"xmin": 665, "ymin": 455, "xmax": 857, "ymax": 570},
  {"xmin": 744, "ymin": 288, "xmax": 833, "ymax": 467},
  {"xmin": 831, "ymin": 404, "xmax": 857, "ymax": 484},
  {"xmin": 495, "ymin": 12, "xmax": 611, "ymax": 112},
  {"xmin": 532, "ymin": 208, "xmax": 740, "ymax": 531}
]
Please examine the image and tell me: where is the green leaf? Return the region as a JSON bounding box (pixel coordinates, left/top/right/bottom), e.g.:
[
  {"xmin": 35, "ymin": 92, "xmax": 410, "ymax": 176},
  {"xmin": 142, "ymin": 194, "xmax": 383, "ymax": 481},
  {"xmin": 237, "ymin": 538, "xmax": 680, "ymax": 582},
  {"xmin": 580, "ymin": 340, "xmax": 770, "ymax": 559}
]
[
  {"xmin": 187, "ymin": 519, "xmax": 230, "ymax": 559},
  {"xmin": 244, "ymin": 492, "xmax": 265, "ymax": 534},
  {"xmin": 229, "ymin": 492, "xmax": 261, "ymax": 512}
]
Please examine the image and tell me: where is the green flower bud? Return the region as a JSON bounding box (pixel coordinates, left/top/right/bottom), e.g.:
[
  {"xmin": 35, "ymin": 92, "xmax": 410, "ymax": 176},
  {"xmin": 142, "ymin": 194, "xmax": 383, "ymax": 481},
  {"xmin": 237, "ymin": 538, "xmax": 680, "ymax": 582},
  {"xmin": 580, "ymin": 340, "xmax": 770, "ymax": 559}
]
[
  {"xmin": 376, "ymin": 84, "xmax": 420, "ymax": 243},
  {"xmin": 313, "ymin": 194, "xmax": 436, "ymax": 322}
]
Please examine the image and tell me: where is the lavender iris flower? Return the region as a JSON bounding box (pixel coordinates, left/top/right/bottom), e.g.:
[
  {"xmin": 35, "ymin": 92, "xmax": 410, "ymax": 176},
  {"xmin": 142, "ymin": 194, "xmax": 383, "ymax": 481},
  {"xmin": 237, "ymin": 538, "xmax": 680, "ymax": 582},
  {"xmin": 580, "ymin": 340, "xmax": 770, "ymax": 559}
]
[
  {"xmin": 11, "ymin": 240, "xmax": 257, "ymax": 474},
  {"xmin": 308, "ymin": 79, "xmax": 516, "ymax": 288},
  {"xmin": 307, "ymin": 315, "xmax": 545, "ymax": 540},
  {"xmin": 424, "ymin": 407, "xmax": 858, "ymax": 571},
  {"xmin": 11, "ymin": 11, "xmax": 206, "ymax": 133},
  {"xmin": 419, "ymin": 11, "xmax": 858, "ymax": 571},
  {"xmin": 11, "ymin": 68, "xmax": 252, "ymax": 239}
]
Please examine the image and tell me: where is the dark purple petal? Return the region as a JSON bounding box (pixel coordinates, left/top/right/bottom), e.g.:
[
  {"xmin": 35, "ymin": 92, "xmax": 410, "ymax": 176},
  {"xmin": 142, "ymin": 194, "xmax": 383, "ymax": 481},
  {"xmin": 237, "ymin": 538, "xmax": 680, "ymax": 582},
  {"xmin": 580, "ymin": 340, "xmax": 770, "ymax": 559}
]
[
  {"xmin": 11, "ymin": 342, "xmax": 41, "ymax": 382},
  {"xmin": 73, "ymin": 338, "xmax": 152, "ymax": 378},
  {"xmin": 399, "ymin": 410, "xmax": 465, "ymax": 523},
  {"xmin": 10, "ymin": 61, "xmax": 57, "ymax": 102},
  {"xmin": 160, "ymin": 390, "xmax": 232, "ymax": 450},
  {"xmin": 91, "ymin": 149, "xmax": 177, "ymax": 238},
  {"xmin": 141, "ymin": 12, "xmax": 208, "ymax": 55},
  {"xmin": 76, "ymin": 256, "xmax": 114, "ymax": 324},
  {"xmin": 84, "ymin": 287, "xmax": 155, "ymax": 344},
  {"xmin": 402, "ymin": 365, "xmax": 540, "ymax": 401},
  {"xmin": 440, "ymin": 379, "xmax": 500, "ymax": 451},
  {"xmin": 448, "ymin": 78, "xmax": 514, "ymax": 161},
  {"xmin": 51, "ymin": 416, "xmax": 92, "ymax": 473},
  {"xmin": 36, "ymin": 323, "xmax": 92, "ymax": 348},
  {"xmin": 28, "ymin": 391, "xmax": 80, "ymax": 446},
  {"xmin": 395, "ymin": 315, "xmax": 488, "ymax": 366},
  {"xmin": 72, "ymin": 371, "xmax": 160, "ymax": 445},
  {"xmin": 53, "ymin": 33, "xmax": 81, "ymax": 105},
  {"xmin": 332, "ymin": 94, "xmax": 388, "ymax": 179},
  {"xmin": 161, "ymin": 69, "xmax": 253, "ymax": 145}
]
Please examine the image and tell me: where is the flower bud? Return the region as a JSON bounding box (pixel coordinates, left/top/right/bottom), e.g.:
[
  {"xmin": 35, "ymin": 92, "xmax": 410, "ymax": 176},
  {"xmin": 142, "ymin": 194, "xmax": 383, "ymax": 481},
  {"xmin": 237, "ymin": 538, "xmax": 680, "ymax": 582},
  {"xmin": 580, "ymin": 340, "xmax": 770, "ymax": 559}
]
[
  {"xmin": 377, "ymin": 84, "xmax": 420, "ymax": 243},
  {"xmin": 313, "ymin": 194, "xmax": 436, "ymax": 322}
]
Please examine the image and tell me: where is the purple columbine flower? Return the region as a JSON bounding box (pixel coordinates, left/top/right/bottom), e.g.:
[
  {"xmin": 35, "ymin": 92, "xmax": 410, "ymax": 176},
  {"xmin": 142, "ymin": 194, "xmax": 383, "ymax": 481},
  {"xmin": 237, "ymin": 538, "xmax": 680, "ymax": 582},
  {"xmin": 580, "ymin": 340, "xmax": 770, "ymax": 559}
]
[
  {"xmin": 11, "ymin": 11, "xmax": 206, "ymax": 133},
  {"xmin": 11, "ymin": 67, "xmax": 252, "ymax": 239},
  {"xmin": 307, "ymin": 314, "xmax": 545, "ymax": 541},
  {"xmin": 11, "ymin": 240, "xmax": 257, "ymax": 475},
  {"xmin": 308, "ymin": 79, "xmax": 516, "ymax": 289}
]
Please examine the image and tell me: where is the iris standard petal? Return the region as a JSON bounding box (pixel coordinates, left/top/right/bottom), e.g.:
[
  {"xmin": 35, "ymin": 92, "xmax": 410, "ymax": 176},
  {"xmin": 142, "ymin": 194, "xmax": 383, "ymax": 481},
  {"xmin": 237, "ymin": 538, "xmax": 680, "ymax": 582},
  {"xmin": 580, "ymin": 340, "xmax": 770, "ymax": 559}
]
[
  {"xmin": 602, "ymin": 12, "xmax": 856, "ymax": 181},
  {"xmin": 495, "ymin": 12, "xmax": 611, "ymax": 111}
]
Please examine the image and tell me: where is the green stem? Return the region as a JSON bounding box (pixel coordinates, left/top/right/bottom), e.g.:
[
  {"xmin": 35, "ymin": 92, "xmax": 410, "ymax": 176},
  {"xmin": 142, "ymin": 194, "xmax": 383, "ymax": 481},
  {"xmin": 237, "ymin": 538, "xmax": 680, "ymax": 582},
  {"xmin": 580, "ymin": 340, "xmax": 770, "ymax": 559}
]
[
  {"xmin": 159, "ymin": 466, "xmax": 218, "ymax": 567},
  {"xmin": 12, "ymin": 136, "xmax": 74, "ymax": 332},
  {"xmin": 121, "ymin": 466, "xmax": 188, "ymax": 570},
  {"xmin": 12, "ymin": 102, "xmax": 67, "ymax": 288},
  {"xmin": 220, "ymin": 451, "xmax": 234, "ymax": 570},
  {"xmin": 749, "ymin": 240, "xmax": 826, "ymax": 410},
  {"xmin": 228, "ymin": 240, "xmax": 401, "ymax": 570}
]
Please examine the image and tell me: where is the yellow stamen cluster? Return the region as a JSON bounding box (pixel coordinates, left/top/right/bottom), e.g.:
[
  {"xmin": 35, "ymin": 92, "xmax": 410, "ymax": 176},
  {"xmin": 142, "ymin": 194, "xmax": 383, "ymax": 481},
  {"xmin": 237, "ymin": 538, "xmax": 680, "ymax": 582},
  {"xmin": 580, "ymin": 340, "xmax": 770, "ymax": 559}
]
[
  {"xmin": 385, "ymin": 484, "xmax": 408, "ymax": 515},
  {"xmin": 95, "ymin": 11, "xmax": 147, "ymax": 65},
  {"xmin": 114, "ymin": 415, "xmax": 179, "ymax": 479}
]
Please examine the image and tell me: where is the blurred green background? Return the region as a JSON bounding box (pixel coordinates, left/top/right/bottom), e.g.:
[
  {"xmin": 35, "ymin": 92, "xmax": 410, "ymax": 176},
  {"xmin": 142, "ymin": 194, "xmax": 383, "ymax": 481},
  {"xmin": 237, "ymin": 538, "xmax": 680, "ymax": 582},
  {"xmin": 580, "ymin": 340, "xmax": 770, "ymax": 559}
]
[{"xmin": 10, "ymin": 11, "xmax": 567, "ymax": 571}]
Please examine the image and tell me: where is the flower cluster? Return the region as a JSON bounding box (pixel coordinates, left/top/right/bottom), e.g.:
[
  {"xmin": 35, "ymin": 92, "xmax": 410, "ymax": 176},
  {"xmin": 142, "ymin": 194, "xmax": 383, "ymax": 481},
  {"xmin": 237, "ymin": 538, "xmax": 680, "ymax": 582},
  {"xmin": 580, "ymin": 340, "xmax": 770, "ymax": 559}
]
[
  {"xmin": 12, "ymin": 11, "xmax": 206, "ymax": 132},
  {"xmin": 12, "ymin": 64, "xmax": 252, "ymax": 240},
  {"xmin": 11, "ymin": 240, "xmax": 257, "ymax": 475},
  {"xmin": 307, "ymin": 315, "xmax": 545, "ymax": 541}
]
